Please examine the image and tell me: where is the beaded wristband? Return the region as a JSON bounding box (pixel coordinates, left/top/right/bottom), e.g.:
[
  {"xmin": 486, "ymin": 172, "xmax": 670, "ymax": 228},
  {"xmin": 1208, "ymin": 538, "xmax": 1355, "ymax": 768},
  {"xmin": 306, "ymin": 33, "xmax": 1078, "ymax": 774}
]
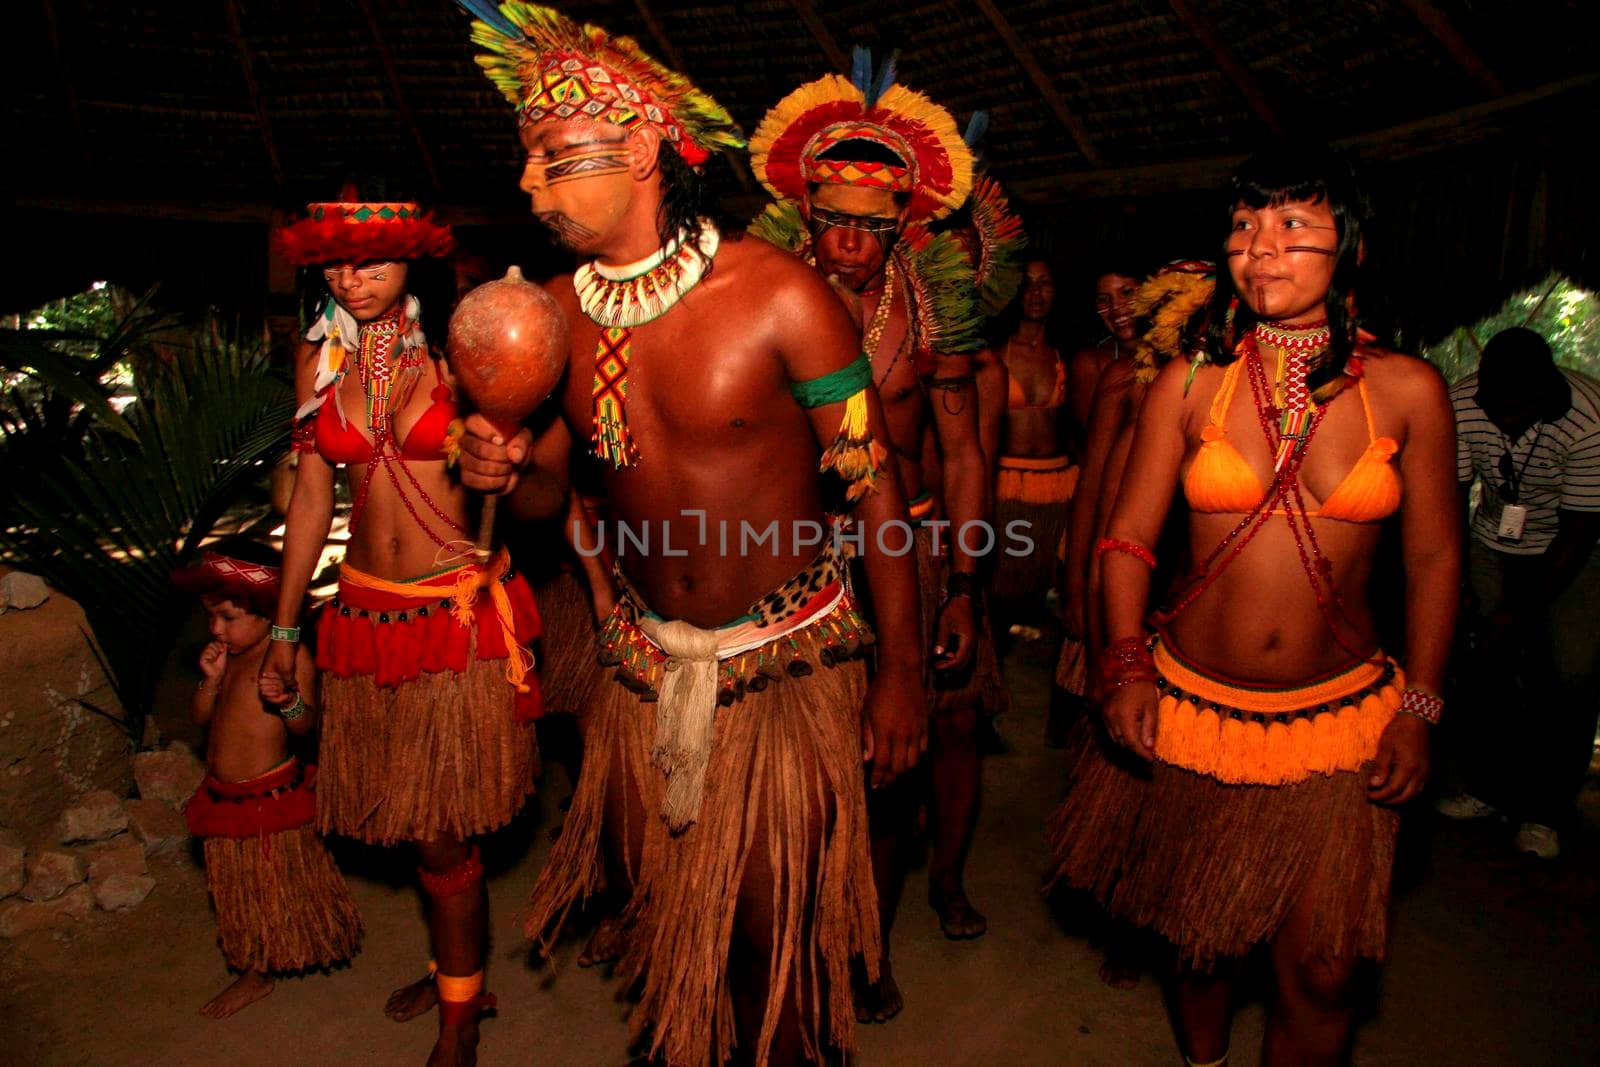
[
  {"xmin": 269, "ymin": 624, "xmax": 300, "ymax": 643},
  {"xmin": 1397, "ymin": 688, "xmax": 1443, "ymax": 726},
  {"xmin": 1100, "ymin": 635, "xmax": 1157, "ymax": 690},
  {"xmin": 277, "ymin": 692, "xmax": 308, "ymax": 722},
  {"xmin": 1095, "ymin": 537, "xmax": 1157, "ymax": 568}
]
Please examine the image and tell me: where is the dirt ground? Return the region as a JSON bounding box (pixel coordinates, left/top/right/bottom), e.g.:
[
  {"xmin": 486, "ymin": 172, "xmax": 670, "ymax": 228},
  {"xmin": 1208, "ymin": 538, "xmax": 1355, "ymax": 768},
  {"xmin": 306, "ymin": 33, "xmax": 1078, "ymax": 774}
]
[{"xmin": 2, "ymin": 628, "xmax": 1597, "ymax": 1066}]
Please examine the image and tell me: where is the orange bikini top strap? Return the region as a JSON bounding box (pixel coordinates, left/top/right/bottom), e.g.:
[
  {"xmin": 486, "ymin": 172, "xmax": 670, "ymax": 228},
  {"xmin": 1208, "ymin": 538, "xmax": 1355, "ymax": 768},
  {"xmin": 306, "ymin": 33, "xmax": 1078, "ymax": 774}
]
[
  {"xmin": 1356, "ymin": 379, "xmax": 1378, "ymax": 444},
  {"xmin": 1208, "ymin": 359, "xmax": 1245, "ymax": 429}
]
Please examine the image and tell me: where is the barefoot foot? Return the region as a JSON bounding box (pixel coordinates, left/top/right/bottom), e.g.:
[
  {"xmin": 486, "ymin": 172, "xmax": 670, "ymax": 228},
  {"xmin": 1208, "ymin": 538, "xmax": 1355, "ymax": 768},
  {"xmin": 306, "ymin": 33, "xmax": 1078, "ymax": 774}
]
[
  {"xmin": 1098, "ymin": 955, "xmax": 1141, "ymax": 989},
  {"xmin": 853, "ymin": 959, "xmax": 904, "ymax": 1024},
  {"xmin": 1094, "ymin": 953, "xmax": 1145, "ymax": 991},
  {"xmin": 425, "ymin": 1019, "xmax": 481, "ymax": 1067},
  {"xmin": 199, "ymin": 971, "xmax": 274, "ymax": 1018},
  {"xmin": 930, "ymin": 882, "xmax": 988, "ymax": 940},
  {"xmin": 578, "ymin": 914, "xmax": 626, "ymax": 968},
  {"xmin": 386, "ymin": 974, "xmax": 439, "ymax": 1022}
]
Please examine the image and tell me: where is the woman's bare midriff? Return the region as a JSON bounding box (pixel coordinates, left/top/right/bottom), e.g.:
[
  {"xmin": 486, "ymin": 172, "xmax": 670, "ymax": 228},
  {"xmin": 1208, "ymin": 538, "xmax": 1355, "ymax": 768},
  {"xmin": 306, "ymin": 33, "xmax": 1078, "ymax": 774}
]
[
  {"xmin": 340, "ymin": 458, "xmax": 473, "ymax": 580},
  {"xmin": 1165, "ymin": 516, "xmax": 1384, "ymax": 683},
  {"xmin": 1003, "ymin": 407, "xmax": 1061, "ymax": 457}
]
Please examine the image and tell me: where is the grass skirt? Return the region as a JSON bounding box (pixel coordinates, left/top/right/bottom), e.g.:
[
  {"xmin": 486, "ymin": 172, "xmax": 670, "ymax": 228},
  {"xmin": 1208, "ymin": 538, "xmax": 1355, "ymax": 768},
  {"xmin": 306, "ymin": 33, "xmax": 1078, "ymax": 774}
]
[
  {"xmin": 1054, "ymin": 634, "xmax": 1089, "ymax": 697},
  {"xmin": 319, "ymin": 653, "xmax": 537, "ymax": 844},
  {"xmin": 202, "ymin": 823, "xmax": 363, "ymax": 973},
  {"xmin": 1046, "ymin": 643, "xmax": 1403, "ymax": 968},
  {"xmin": 992, "ymin": 455, "xmax": 1077, "ymax": 602},
  {"xmin": 536, "ymin": 568, "xmax": 604, "ymax": 718},
  {"xmin": 526, "ymin": 588, "xmax": 879, "ymax": 1067}
]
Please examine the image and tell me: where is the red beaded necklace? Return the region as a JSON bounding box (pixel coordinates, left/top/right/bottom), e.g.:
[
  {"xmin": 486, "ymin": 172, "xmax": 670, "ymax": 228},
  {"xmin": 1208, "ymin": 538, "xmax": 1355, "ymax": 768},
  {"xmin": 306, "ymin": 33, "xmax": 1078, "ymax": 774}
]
[
  {"xmin": 1156, "ymin": 327, "xmax": 1383, "ymax": 665},
  {"xmin": 342, "ymin": 310, "xmax": 466, "ymax": 551}
]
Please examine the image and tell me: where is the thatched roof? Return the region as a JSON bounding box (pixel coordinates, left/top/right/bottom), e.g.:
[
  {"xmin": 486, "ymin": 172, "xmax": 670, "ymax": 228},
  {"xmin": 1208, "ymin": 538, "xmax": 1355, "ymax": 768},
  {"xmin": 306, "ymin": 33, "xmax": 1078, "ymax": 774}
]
[{"xmin": 11, "ymin": 1, "xmax": 1600, "ymax": 341}]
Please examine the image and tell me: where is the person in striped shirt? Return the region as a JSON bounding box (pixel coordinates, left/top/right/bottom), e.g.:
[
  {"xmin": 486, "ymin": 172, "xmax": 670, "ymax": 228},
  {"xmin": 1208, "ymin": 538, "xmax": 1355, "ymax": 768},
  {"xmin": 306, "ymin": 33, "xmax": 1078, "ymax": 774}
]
[{"xmin": 1440, "ymin": 326, "xmax": 1600, "ymax": 858}]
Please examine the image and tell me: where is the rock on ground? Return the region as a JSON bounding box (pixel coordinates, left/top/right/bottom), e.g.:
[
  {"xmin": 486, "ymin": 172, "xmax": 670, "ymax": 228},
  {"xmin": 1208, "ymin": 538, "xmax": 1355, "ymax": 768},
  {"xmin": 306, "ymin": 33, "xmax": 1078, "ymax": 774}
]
[
  {"xmin": 125, "ymin": 798, "xmax": 189, "ymax": 854},
  {"xmin": 0, "ymin": 882, "xmax": 92, "ymax": 937},
  {"xmin": 21, "ymin": 850, "xmax": 86, "ymax": 902},
  {"xmin": 133, "ymin": 744, "xmax": 204, "ymax": 810},
  {"xmin": 91, "ymin": 873, "xmax": 155, "ymax": 912},
  {"xmin": 0, "ymin": 574, "xmax": 133, "ymax": 832},
  {"xmin": 0, "ymin": 829, "xmax": 24, "ymax": 898},
  {"xmin": 84, "ymin": 837, "xmax": 148, "ymax": 882},
  {"xmin": 0, "ymin": 570, "xmax": 50, "ymax": 613},
  {"xmin": 56, "ymin": 790, "xmax": 129, "ymax": 844}
]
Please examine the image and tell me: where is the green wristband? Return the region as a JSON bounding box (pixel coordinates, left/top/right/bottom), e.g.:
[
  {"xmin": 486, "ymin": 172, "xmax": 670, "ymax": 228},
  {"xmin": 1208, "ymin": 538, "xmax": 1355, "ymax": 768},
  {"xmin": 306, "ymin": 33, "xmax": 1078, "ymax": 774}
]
[
  {"xmin": 270, "ymin": 625, "xmax": 300, "ymax": 643},
  {"xmin": 277, "ymin": 693, "xmax": 308, "ymax": 722}
]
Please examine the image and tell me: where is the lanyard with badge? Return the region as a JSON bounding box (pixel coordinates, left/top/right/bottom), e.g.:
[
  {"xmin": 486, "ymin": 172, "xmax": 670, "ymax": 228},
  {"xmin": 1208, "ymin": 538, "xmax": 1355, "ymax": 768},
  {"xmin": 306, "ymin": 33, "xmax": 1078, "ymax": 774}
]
[{"xmin": 1494, "ymin": 426, "xmax": 1542, "ymax": 542}]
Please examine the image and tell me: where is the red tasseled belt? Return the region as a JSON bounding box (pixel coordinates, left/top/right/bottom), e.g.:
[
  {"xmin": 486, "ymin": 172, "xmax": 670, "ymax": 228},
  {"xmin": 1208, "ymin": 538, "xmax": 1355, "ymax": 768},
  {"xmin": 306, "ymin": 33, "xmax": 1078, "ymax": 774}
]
[
  {"xmin": 315, "ymin": 565, "xmax": 543, "ymax": 721},
  {"xmin": 185, "ymin": 758, "xmax": 318, "ymax": 839}
]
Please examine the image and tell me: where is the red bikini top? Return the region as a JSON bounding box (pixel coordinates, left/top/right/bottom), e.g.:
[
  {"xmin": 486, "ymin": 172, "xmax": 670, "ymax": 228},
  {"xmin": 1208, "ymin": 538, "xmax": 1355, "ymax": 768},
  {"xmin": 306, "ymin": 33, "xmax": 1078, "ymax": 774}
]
[{"xmin": 313, "ymin": 366, "xmax": 458, "ymax": 465}]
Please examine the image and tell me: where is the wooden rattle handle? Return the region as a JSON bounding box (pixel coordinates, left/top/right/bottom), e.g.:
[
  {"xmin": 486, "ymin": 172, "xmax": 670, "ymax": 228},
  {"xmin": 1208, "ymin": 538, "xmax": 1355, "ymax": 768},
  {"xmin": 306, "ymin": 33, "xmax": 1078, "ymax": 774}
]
[{"xmin": 475, "ymin": 493, "xmax": 498, "ymax": 562}]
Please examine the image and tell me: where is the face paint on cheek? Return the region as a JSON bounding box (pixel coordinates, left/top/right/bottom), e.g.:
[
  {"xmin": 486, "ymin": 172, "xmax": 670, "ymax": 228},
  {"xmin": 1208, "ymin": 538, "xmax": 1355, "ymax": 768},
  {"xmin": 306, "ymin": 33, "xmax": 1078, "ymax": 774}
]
[
  {"xmin": 530, "ymin": 160, "xmax": 633, "ymax": 250},
  {"xmin": 537, "ymin": 212, "xmax": 601, "ymax": 248},
  {"xmin": 542, "ymin": 145, "xmax": 631, "ymax": 185}
]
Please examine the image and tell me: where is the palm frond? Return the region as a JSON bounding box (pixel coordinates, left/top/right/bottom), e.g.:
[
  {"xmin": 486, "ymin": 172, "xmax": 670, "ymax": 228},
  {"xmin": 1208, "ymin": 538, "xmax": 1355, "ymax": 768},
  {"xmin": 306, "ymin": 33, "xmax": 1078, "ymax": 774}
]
[
  {"xmin": 0, "ymin": 328, "xmax": 137, "ymax": 440},
  {"xmin": 0, "ymin": 311, "xmax": 294, "ymax": 744}
]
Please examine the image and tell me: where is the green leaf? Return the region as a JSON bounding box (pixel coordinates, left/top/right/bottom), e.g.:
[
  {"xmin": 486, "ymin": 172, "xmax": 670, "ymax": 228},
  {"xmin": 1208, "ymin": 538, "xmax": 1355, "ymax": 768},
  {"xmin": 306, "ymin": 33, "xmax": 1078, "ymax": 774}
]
[{"xmin": 0, "ymin": 330, "xmax": 138, "ymax": 440}]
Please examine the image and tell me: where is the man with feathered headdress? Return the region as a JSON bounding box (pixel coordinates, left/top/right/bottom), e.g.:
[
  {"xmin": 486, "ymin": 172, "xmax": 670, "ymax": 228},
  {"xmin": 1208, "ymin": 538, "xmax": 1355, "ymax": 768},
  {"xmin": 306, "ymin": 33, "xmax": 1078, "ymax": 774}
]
[
  {"xmin": 451, "ymin": 4, "xmax": 928, "ymax": 1065},
  {"xmin": 748, "ymin": 51, "xmax": 1023, "ymax": 1018}
]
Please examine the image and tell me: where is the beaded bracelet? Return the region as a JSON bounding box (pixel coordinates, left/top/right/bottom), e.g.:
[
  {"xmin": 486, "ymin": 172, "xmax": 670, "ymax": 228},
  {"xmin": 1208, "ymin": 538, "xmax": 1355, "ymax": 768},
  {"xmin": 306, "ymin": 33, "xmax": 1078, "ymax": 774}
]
[
  {"xmin": 277, "ymin": 692, "xmax": 308, "ymax": 722},
  {"xmin": 1396, "ymin": 688, "xmax": 1443, "ymax": 726},
  {"xmin": 1095, "ymin": 538, "xmax": 1157, "ymax": 568},
  {"xmin": 269, "ymin": 624, "xmax": 301, "ymax": 643},
  {"xmin": 1099, "ymin": 635, "xmax": 1157, "ymax": 691}
]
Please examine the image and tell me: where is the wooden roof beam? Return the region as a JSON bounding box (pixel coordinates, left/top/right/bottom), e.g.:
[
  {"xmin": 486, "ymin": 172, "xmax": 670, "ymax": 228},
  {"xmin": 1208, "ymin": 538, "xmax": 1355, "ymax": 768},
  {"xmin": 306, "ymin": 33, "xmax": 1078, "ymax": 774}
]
[
  {"xmin": 222, "ymin": 0, "xmax": 284, "ymax": 190},
  {"xmin": 1165, "ymin": 0, "xmax": 1284, "ymax": 137},
  {"xmin": 39, "ymin": 0, "xmax": 89, "ymax": 166},
  {"xmin": 972, "ymin": 0, "xmax": 1103, "ymax": 167},
  {"xmin": 786, "ymin": 0, "xmax": 850, "ymax": 73},
  {"xmin": 1396, "ymin": 0, "xmax": 1505, "ymax": 97},
  {"xmin": 632, "ymin": 0, "xmax": 758, "ymax": 195},
  {"xmin": 354, "ymin": 0, "xmax": 443, "ymax": 198},
  {"xmin": 632, "ymin": 0, "xmax": 688, "ymax": 72},
  {"xmin": 1005, "ymin": 71, "xmax": 1594, "ymax": 202}
]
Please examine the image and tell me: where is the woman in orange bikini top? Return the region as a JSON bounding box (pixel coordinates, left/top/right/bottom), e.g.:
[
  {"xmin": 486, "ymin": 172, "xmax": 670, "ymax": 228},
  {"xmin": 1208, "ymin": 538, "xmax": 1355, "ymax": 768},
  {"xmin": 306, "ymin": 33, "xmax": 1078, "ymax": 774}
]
[
  {"xmin": 1182, "ymin": 329, "xmax": 1401, "ymax": 523},
  {"xmin": 1079, "ymin": 145, "xmax": 1462, "ymax": 1067}
]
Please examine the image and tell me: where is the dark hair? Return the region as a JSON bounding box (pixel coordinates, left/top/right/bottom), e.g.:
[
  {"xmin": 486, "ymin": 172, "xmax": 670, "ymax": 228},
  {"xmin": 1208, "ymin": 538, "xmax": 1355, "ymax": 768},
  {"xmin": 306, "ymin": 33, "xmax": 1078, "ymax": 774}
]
[
  {"xmin": 1204, "ymin": 143, "xmax": 1369, "ymax": 390},
  {"xmin": 1093, "ymin": 260, "xmax": 1148, "ymax": 290},
  {"xmin": 806, "ymin": 139, "xmax": 913, "ymax": 209},
  {"xmin": 1478, "ymin": 326, "xmax": 1568, "ymax": 415},
  {"xmin": 816, "ymin": 139, "xmax": 908, "ymax": 169},
  {"xmin": 987, "ymin": 255, "xmax": 1063, "ymax": 349},
  {"xmin": 656, "ymin": 147, "xmax": 718, "ymax": 267}
]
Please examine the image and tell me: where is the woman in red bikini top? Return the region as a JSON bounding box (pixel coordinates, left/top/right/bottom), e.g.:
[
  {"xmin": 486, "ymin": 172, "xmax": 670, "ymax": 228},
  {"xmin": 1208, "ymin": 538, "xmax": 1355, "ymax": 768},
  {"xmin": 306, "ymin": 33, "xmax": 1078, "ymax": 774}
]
[{"xmin": 260, "ymin": 185, "xmax": 541, "ymax": 1060}]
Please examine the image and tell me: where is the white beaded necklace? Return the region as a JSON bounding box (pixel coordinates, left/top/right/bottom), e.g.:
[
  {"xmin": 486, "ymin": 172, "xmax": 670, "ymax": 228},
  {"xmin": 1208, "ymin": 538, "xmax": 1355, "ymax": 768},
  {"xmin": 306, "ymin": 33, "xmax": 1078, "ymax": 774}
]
[{"xmin": 573, "ymin": 220, "xmax": 720, "ymax": 328}]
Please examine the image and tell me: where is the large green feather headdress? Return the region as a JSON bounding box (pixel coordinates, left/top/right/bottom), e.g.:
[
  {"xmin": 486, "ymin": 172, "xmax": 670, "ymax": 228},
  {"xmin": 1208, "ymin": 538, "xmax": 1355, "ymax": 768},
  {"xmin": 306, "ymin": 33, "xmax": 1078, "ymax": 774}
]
[{"xmin": 458, "ymin": 1, "xmax": 745, "ymax": 163}]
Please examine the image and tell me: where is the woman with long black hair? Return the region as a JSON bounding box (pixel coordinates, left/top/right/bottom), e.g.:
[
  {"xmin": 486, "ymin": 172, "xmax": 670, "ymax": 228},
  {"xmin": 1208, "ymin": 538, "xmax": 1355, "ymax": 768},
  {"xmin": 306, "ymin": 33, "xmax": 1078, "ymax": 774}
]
[{"xmin": 1049, "ymin": 144, "xmax": 1460, "ymax": 1065}]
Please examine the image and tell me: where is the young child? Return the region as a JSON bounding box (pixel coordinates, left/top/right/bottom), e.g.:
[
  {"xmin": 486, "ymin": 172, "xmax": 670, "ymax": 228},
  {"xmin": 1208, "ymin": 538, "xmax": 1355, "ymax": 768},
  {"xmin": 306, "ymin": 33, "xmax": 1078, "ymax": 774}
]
[{"xmin": 173, "ymin": 540, "xmax": 362, "ymax": 1017}]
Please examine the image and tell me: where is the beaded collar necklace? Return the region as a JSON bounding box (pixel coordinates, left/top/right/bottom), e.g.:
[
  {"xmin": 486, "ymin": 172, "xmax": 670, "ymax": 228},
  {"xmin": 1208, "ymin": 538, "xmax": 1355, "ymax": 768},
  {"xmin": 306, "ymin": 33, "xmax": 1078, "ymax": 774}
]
[{"xmin": 574, "ymin": 221, "xmax": 720, "ymax": 328}]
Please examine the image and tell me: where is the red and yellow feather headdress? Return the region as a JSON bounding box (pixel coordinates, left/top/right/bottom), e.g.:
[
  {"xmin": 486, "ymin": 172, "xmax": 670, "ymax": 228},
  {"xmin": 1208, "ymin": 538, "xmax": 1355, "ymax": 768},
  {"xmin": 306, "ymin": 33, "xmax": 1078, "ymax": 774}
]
[
  {"xmin": 274, "ymin": 194, "xmax": 454, "ymax": 267},
  {"xmin": 459, "ymin": 1, "xmax": 744, "ymax": 165},
  {"xmin": 750, "ymin": 51, "xmax": 974, "ymax": 224}
]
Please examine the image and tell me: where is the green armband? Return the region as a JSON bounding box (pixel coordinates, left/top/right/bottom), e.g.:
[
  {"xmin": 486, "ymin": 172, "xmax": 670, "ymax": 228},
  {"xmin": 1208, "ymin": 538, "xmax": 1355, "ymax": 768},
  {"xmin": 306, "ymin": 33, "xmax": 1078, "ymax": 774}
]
[{"xmin": 789, "ymin": 353, "xmax": 872, "ymax": 409}]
